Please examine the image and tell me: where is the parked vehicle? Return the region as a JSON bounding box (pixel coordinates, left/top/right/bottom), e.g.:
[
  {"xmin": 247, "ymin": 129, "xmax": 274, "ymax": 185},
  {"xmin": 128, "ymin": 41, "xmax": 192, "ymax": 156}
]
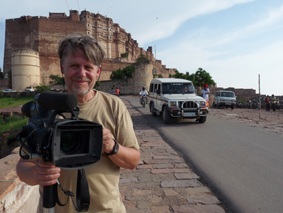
[
  {"xmin": 25, "ymin": 88, "xmax": 35, "ymax": 92},
  {"xmin": 147, "ymin": 78, "xmax": 208, "ymax": 124},
  {"xmin": 213, "ymin": 90, "xmax": 236, "ymax": 109},
  {"xmin": 2, "ymin": 89, "xmax": 12, "ymax": 93}
]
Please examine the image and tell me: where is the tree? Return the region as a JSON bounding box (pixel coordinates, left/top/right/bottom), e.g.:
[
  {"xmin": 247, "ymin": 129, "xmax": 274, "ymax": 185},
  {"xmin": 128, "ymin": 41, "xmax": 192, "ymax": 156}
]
[
  {"xmin": 172, "ymin": 68, "xmax": 215, "ymax": 87},
  {"xmin": 136, "ymin": 55, "xmax": 150, "ymax": 64},
  {"xmin": 35, "ymin": 84, "xmax": 51, "ymax": 93},
  {"xmin": 49, "ymin": 74, "xmax": 65, "ymax": 85},
  {"xmin": 110, "ymin": 65, "xmax": 135, "ymax": 80},
  {"xmin": 193, "ymin": 68, "xmax": 215, "ymax": 87}
]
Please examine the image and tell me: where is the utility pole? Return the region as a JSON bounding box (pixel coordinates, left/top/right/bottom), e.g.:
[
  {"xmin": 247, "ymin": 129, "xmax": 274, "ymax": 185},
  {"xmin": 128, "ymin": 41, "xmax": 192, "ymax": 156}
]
[{"xmin": 259, "ymin": 74, "xmax": 261, "ymax": 119}]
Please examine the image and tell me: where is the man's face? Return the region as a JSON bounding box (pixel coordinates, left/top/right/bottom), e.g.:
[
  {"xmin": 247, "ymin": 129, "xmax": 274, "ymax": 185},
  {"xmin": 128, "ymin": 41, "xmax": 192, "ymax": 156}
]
[{"xmin": 61, "ymin": 49, "xmax": 101, "ymax": 97}]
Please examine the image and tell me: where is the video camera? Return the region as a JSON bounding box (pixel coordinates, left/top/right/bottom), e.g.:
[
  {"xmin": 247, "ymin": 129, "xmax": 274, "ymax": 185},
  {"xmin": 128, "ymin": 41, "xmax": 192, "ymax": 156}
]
[{"xmin": 17, "ymin": 91, "xmax": 103, "ymax": 169}]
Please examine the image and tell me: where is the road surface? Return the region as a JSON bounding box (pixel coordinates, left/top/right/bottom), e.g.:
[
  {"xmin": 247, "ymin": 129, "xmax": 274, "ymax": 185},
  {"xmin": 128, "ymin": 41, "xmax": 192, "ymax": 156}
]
[{"xmin": 122, "ymin": 96, "xmax": 283, "ymax": 213}]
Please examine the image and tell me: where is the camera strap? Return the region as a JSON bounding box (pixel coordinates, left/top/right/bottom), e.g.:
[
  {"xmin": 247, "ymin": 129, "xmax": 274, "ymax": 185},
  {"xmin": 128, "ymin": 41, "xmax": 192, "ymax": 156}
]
[{"xmin": 55, "ymin": 169, "xmax": 90, "ymax": 212}]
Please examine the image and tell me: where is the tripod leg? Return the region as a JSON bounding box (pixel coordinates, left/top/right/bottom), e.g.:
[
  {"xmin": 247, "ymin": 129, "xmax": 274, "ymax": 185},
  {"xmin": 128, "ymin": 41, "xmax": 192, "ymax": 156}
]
[{"xmin": 43, "ymin": 184, "xmax": 57, "ymax": 209}]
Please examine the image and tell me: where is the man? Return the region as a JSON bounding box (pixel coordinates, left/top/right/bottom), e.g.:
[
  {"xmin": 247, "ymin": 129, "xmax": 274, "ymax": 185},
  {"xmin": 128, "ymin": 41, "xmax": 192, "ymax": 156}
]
[
  {"xmin": 16, "ymin": 35, "xmax": 140, "ymax": 212},
  {"xmin": 265, "ymin": 95, "xmax": 270, "ymax": 111},
  {"xmin": 139, "ymin": 86, "xmax": 148, "ymax": 104},
  {"xmin": 115, "ymin": 87, "xmax": 120, "ymax": 97},
  {"xmin": 202, "ymin": 84, "xmax": 210, "ymax": 105},
  {"xmin": 271, "ymin": 94, "xmax": 276, "ymax": 111}
]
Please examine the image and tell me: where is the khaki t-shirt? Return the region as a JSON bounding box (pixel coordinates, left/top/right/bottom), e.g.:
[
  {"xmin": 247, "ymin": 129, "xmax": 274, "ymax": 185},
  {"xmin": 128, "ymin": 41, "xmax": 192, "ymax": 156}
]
[{"xmin": 39, "ymin": 91, "xmax": 139, "ymax": 212}]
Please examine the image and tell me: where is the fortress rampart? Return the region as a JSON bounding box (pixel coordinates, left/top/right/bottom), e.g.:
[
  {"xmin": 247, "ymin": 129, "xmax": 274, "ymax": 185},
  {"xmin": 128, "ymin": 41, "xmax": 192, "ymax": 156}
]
[{"xmin": 3, "ymin": 10, "xmax": 174, "ymax": 91}]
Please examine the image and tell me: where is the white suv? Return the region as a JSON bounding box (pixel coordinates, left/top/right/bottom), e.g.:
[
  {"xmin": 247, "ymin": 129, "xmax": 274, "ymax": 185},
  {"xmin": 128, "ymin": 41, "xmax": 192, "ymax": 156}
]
[
  {"xmin": 148, "ymin": 78, "xmax": 208, "ymax": 124},
  {"xmin": 213, "ymin": 90, "xmax": 236, "ymax": 109}
]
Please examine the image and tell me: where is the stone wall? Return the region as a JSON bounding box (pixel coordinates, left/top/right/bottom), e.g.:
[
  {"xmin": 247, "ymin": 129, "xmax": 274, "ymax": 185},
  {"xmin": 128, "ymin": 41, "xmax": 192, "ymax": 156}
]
[
  {"xmin": 0, "ymin": 148, "xmax": 40, "ymax": 212},
  {"xmin": 99, "ymin": 63, "xmax": 154, "ymax": 95},
  {"xmin": 3, "ymin": 10, "xmax": 177, "ymax": 92}
]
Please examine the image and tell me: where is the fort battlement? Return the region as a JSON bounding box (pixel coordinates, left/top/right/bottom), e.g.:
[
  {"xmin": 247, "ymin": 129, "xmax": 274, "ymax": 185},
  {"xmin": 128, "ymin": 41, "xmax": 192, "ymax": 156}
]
[{"xmin": 3, "ymin": 10, "xmax": 174, "ymax": 89}]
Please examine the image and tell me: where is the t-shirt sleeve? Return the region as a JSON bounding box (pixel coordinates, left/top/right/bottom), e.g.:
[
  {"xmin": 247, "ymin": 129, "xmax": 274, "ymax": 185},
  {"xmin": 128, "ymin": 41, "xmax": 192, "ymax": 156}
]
[{"xmin": 115, "ymin": 106, "xmax": 139, "ymax": 150}]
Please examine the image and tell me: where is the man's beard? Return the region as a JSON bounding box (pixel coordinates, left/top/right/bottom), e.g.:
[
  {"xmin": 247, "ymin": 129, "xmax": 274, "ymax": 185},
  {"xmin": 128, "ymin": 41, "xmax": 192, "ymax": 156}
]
[
  {"xmin": 70, "ymin": 77, "xmax": 94, "ymax": 96},
  {"xmin": 71, "ymin": 86, "xmax": 90, "ymax": 96}
]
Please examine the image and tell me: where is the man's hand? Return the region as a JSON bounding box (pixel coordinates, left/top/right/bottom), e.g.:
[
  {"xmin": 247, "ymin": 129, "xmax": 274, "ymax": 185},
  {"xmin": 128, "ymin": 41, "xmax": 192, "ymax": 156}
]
[
  {"xmin": 102, "ymin": 128, "xmax": 140, "ymax": 169},
  {"xmin": 16, "ymin": 158, "xmax": 60, "ymax": 186},
  {"xmin": 102, "ymin": 128, "xmax": 115, "ymax": 154},
  {"xmin": 32, "ymin": 160, "xmax": 61, "ymax": 186}
]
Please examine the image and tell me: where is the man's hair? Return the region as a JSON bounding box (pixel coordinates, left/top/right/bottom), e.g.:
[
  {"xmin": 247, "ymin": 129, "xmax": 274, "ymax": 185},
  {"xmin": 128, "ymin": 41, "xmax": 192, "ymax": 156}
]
[{"xmin": 58, "ymin": 34, "xmax": 105, "ymax": 65}]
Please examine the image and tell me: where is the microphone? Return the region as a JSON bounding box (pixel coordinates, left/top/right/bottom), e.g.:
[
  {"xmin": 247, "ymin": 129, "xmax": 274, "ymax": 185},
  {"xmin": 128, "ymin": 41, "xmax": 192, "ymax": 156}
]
[{"xmin": 37, "ymin": 91, "xmax": 78, "ymax": 111}]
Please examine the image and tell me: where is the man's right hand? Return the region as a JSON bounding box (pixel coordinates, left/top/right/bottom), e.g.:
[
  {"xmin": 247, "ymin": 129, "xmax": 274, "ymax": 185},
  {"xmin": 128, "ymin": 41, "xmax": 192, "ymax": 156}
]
[{"xmin": 16, "ymin": 158, "xmax": 61, "ymax": 186}]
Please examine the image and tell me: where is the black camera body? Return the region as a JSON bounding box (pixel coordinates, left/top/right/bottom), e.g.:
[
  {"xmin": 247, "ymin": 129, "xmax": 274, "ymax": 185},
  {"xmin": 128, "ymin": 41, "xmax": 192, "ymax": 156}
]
[{"xmin": 17, "ymin": 92, "xmax": 103, "ymax": 170}]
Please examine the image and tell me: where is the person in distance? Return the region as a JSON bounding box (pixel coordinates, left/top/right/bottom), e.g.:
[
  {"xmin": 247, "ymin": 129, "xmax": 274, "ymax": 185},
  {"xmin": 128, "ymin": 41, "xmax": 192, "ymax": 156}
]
[{"xmin": 16, "ymin": 34, "xmax": 140, "ymax": 212}]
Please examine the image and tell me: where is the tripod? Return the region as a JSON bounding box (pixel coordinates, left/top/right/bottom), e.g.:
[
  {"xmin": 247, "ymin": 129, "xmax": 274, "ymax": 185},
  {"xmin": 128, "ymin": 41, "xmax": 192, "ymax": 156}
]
[{"xmin": 43, "ymin": 184, "xmax": 57, "ymax": 213}]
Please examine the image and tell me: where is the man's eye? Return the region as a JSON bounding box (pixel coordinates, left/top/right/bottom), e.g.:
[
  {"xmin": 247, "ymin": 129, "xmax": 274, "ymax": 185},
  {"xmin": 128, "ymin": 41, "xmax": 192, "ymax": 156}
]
[{"xmin": 70, "ymin": 64, "xmax": 78, "ymax": 68}]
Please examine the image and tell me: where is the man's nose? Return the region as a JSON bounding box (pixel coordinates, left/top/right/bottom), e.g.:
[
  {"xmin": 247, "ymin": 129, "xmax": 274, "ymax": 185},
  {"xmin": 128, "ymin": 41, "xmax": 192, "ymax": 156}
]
[{"xmin": 77, "ymin": 66, "xmax": 87, "ymax": 76}]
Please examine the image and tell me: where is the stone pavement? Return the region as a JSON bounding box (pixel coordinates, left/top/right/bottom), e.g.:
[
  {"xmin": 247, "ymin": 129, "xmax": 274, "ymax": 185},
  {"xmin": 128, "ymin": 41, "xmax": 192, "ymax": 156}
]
[{"xmin": 119, "ymin": 99, "xmax": 226, "ymax": 213}]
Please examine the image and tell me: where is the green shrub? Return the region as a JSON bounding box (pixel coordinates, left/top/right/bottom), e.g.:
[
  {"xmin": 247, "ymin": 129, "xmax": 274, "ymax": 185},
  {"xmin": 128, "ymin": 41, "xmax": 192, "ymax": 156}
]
[
  {"xmin": 35, "ymin": 84, "xmax": 51, "ymax": 93},
  {"xmin": 0, "ymin": 97, "xmax": 34, "ymax": 109},
  {"xmin": 121, "ymin": 52, "xmax": 128, "ymax": 58},
  {"xmin": 110, "ymin": 66, "xmax": 135, "ymax": 80},
  {"xmin": 0, "ymin": 115, "xmax": 28, "ymax": 134}
]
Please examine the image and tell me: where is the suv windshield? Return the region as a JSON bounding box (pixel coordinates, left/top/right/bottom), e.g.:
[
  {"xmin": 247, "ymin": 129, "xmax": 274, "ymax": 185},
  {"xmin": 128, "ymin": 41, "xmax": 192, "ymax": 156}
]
[
  {"xmin": 221, "ymin": 92, "xmax": 235, "ymax": 97},
  {"xmin": 162, "ymin": 83, "xmax": 194, "ymax": 94}
]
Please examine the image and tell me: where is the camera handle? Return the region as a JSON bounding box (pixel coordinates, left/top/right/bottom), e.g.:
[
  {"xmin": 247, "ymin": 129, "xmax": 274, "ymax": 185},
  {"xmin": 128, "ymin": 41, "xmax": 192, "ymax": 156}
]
[{"xmin": 43, "ymin": 184, "xmax": 57, "ymax": 212}]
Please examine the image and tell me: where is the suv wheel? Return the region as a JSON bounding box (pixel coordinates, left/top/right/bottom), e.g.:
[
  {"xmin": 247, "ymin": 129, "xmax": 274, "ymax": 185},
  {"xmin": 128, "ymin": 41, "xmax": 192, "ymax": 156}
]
[
  {"xmin": 162, "ymin": 106, "xmax": 172, "ymax": 124},
  {"xmin": 150, "ymin": 103, "xmax": 157, "ymax": 116},
  {"xmin": 198, "ymin": 116, "xmax": 207, "ymax": 123}
]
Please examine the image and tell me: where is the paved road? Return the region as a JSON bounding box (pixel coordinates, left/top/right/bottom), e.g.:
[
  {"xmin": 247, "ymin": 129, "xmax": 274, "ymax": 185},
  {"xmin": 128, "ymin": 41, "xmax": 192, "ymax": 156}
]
[{"xmin": 122, "ymin": 96, "xmax": 283, "ymax": 213}]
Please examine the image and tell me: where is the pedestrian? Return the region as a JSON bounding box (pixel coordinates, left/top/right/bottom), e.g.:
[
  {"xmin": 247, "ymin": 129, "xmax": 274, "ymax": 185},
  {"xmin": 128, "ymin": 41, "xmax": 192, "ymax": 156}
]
[
  {"xmin": 271, "ymin": 94, "xmax": 276, "ymax": 111},
  {"xmin": 116, "ymin": 87, "xmax": 120, "ymax": 97},
  {"xmin": 265, "ymin": 95, "xmax": 270, "ymax": 111},
  {"xmin": 16, "ymin": 35, "xmax": 140, "ymax": 212},
  {"xmin": 111, "ymin": 85, "xmax": 115, "ymax": 95},
  {"xmin": 202, "ymin": 84, "xmax": 210, "ymax": 106}
]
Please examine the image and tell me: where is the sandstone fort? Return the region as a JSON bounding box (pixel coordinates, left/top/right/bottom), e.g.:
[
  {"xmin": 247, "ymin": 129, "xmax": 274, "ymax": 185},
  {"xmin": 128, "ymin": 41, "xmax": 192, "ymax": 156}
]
[{"xmin": 2, "ymin": 10, "xmax": 256, "ymax": 97}]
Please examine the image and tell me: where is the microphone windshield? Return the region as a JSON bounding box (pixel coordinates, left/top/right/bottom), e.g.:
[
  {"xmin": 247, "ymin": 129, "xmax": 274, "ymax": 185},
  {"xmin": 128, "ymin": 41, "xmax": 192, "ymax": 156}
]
[{"xmin": 38, "ymin": 91, "xmax": 78, "ymax": 111}]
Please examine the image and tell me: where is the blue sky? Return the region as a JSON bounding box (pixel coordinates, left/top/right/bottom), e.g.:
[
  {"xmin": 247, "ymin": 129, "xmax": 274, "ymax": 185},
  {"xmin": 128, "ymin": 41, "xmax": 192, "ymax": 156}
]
[{"xmin": 1, "ymin": 0, "xmax": 283, "ymax": 95}]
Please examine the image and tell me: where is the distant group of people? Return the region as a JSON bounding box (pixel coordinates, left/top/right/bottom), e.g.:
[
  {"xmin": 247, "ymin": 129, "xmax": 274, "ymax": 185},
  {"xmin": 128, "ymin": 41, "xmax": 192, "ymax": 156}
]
[{"xmin": 264, "ymin": 94, "xmax": 278, "ymax": 111}]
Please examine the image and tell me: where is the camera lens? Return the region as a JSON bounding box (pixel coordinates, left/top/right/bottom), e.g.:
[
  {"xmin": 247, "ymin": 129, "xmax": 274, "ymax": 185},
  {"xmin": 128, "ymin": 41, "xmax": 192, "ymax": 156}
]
[{"xmin": 60, "ymin": 131, "xmax": 82, "ymax": 154}]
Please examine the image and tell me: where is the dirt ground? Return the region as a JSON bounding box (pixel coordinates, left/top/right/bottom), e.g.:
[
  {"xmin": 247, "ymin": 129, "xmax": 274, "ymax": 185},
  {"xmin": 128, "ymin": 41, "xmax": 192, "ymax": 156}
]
[{"xmin": 208, "ymin": 107, "xmax": 283, "ymax": 136}]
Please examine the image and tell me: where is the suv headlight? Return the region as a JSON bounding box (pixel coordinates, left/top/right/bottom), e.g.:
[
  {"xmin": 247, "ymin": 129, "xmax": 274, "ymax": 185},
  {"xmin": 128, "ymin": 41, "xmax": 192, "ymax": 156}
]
[
  {"xmin": 199, "ymin": 101, "xmax": 206, "ymax": 107},
  {"xmin": 169, "ymin": 101, "xmax": 177, "ymax": 107}
]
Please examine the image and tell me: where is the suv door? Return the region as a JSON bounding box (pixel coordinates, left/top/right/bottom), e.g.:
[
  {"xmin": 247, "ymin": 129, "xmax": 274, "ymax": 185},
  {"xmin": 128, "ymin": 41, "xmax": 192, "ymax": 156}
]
[{"xmin": 156, "ymin": 84, "xmax": 162, "ymax": 111}]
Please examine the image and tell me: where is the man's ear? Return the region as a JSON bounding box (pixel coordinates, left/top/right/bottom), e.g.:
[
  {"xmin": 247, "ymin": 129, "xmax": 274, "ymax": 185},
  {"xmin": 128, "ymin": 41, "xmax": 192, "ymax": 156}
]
[
  {"xmin": 60, "ymin": 64, "xmax": 64, "ymax": 74},
  {"xmin": 96, "ymin": 65, "xmax": 102, "ymax": 78}
]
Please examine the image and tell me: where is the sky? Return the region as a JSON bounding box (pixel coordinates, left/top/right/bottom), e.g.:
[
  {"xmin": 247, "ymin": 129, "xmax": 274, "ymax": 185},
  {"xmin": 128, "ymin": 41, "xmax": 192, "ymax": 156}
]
[{"xmin": 1, "ymin": 0, "xmax": 283, "ymax": 95}]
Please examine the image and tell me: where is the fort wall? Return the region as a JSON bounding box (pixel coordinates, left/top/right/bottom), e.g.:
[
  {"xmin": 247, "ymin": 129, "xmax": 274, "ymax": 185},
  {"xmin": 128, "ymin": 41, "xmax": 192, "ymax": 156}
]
[{"xmin": 3, "ymin": 10, "xmax": 172, "ymax": 90}]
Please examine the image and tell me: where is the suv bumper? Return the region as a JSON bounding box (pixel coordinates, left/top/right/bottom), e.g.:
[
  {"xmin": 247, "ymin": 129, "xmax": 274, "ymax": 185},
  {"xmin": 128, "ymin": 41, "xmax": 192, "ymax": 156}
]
[{"xmin": 169, "ymin": 101, "xmax": 208, "ymax": 118}]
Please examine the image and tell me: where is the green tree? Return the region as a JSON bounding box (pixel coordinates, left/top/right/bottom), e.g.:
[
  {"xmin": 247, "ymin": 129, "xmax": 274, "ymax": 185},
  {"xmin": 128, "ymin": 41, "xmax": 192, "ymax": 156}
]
[
  {"xmin": 172, "ymin": 68, "xmax": 215, "ymax": 87},
  {"xmin": 110, "ymin": 65, "xmax": 135, "ymax": 80},
  {"xmin": 157, "ymin": 74, "xmax": 163, "ymax": 78},
  {"xmin": 49, "ymin": 74, "xmax": 65, "ymax": 85},
  {"xmin": 35, "ymin": 84, "xmax": 51, "ymax": 93},
  {"xmin": 193, "ymin": 68, "xmax": 215, "ymax": 87},
  {"xmin": 136, "ymin": 55, "xmax": 150, "ymax": 64}
]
